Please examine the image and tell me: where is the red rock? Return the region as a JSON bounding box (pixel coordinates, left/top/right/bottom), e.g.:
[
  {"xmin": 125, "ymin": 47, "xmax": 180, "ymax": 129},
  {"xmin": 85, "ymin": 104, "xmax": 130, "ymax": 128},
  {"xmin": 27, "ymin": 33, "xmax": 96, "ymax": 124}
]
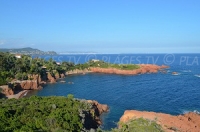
[
  {"xmin": 87, "ymin": 100, "xmax": 109, "ymax": 125},
  {"xmin": 87, "ymin": 100, "xmax": 109, "ymax": 115},
  {"xmin": 90, "ymin": 64, "xmax": 169, "ymax": 75},
  {"xmin": 47, "ymin": 72, "xmax": 56, "ymax": 83},
  {"xmin": 0, "ymin": 85, "xmax": 14, "ymax": 96},
  {"xmin": 119, "ymin": 110, "xmax": 200, "ymax": 132},
  {"xmin": 11, "ymin": 74, "xmax": 43, "ymax": 90},
  {"xmin": 55, "ymin": 73, "xmax": 60, "ymax": 79},
  {"xmin": 19, "ymin": 80, "xmax": 39, "ymax": 90}
]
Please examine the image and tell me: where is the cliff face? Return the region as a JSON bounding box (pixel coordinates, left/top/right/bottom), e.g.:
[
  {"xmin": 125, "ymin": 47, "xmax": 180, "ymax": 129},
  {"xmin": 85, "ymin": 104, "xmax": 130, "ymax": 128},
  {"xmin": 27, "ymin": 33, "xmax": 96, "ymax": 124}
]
[
  {"xmin": 0, "ymin": 72, "xmax": 68, "ymax": 98},
  {"xmin": 0, "ymin": 85, "xmax": 14, "ymax": 96},
  {"xmin": 47, "ymin": 72, "xmax": 56, "ymax": 83},
  {"xmin": 15, "ymin": 80, "xmax": 40, "ymax": 90},
  {"xmin": 90, "ymin": 64, "xmax": 169, "ymax": 75},
  {"xmin": 82, "ymin": 100, "xmax": 109, "ymax": 130},
  {"xmin": 120, "ymin": 110, "xmax": 200, "ymax": 132},
  {"xmin": 87, "ymin": 100, "xmax": 109, "ymax": 117},
  {"xmin": 12, "ymin": 74, "xmax": 42, "ymax": 90}
]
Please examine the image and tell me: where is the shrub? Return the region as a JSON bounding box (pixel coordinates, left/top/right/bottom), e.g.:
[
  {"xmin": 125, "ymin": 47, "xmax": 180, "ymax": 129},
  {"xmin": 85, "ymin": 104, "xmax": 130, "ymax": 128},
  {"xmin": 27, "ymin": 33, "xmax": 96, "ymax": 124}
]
[
  {"xmin": 112, "ymin": 118, "xmax": 164, "ymax": 132},
  {"xmin": 0, "ymin": 95, "xmax": 93, "ymax": 131}
]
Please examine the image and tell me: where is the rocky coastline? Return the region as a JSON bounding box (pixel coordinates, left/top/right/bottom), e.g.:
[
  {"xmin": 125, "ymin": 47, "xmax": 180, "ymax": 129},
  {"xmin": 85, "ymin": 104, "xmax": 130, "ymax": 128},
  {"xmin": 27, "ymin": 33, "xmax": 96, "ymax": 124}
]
[
  {"xmin": 90, "ymin": 64, "xmax": 169, "ymax": 75},
  {"xmin": 0, "ymin": 68, "xmax": 91, "ymax": 99},
  {"xmin": 1, "ymin": 64, "xmax": 200, "ymax": 131},
  {"xmin": 0, "ymin": 64, "xmax": 169, "ymax": 98},
  {"xmin": 119, "ymin": 110, "xmax": 200, "ymax": 132}
]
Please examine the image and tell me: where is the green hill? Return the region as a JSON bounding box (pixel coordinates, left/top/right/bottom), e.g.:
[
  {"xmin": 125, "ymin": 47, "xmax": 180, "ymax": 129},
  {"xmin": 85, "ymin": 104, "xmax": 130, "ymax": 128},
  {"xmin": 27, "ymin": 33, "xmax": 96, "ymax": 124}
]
[{"xmin": 0, "ymin": 47, "xmax": 57, "ymax": 55}]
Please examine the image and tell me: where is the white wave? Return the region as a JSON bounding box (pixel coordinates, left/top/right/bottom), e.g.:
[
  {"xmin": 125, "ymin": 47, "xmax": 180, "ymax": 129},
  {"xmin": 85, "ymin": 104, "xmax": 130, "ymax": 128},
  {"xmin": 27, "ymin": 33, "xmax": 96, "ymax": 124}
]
[
  {"xmin": 194, "ymin": 75, "xmax": 200, "ymax": 78},
  {"xmin": 182, "ymin": 110, "xmax": 200, "ymax": 115},
  {"xmin": 182, "ymin": 110, "xmax": 190, "ymax": 114},
  {"xmin": 172, "ymin": 73, "xmax": 181, "ymax": 76},
  {"xmin": 182, "ymin": 70, "xmax": 192, "ymax": 72},
  {"xmin": 23, "ymin": 91, "xmax": 28, "ymax": 96},
  {"xmin": 194, "ymin": 110, "xmax": 200, "ymax": 114}
]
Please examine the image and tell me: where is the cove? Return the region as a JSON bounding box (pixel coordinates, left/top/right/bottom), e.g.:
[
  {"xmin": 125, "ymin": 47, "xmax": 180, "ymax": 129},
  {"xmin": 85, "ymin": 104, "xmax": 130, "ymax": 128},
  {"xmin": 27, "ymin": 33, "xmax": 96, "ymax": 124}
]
[{"xmin": 26, "ymin": 70, "xmax": 200, "ymax": 130}]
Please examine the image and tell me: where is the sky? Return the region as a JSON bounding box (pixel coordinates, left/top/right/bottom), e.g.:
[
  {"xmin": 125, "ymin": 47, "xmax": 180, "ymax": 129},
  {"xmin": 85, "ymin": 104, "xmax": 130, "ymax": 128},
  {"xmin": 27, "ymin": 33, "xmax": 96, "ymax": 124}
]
[{"xmin": 0, "ymin": 0, "xmax": 200, "ymax": 53}]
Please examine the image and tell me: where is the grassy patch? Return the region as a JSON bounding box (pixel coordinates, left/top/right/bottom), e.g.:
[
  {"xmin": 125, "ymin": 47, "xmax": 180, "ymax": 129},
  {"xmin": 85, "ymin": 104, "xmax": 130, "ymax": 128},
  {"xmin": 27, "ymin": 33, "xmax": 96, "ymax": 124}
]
[
  {"xmin": 112, "ymin": 118, "xmax": 164, "ymax": 132},
  {"xmin": 88, "ymin": 60, "xmax": 140, "ymax": 70}
]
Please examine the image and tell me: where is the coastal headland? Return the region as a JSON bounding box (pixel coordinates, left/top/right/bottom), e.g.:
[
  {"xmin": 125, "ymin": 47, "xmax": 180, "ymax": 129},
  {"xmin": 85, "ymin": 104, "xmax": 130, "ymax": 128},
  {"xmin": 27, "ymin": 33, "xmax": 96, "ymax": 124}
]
[
  {"xmin": 90, "ymin": 64, "xmax": 169, "ymax": 75},
  {"xmin": 119, "ymin": 110, "xmax": 200, "ymax": 132}
]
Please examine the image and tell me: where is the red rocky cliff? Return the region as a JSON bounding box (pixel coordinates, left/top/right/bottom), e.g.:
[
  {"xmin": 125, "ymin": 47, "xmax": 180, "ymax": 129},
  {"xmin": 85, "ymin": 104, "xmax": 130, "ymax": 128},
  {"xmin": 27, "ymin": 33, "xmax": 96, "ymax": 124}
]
[
  {"xmin": 120, "ymin": 110, "xmax": 200, "ymax": 132},
  {"xmin": 90, "ymin": 64, "xmax": 169, "ymax": 75}
]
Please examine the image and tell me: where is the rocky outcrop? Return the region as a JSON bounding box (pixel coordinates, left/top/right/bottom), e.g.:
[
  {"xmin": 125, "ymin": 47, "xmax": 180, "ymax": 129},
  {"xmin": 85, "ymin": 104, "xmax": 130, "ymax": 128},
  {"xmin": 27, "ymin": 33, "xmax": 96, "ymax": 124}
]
[
  {"xmin": 11, "ymin": 74, "xmax": 43, "ymax": 90},
  {"xmin": 47, "ymin": 72, "xmax": 56, "ymax": 83},
  {"xmin": 14, "ymin": 80, "xmax": 40, "ymax": 90},
  {"xmin": 87, "ymin": 100, "xmax": 109, "ymax": 116},
  {"xmin": 90, "ymin": 64, "xmax": 169, "ymax": 75},
  {"xmin": 66, "ymin": 68, "xmax": 91, "ymax": 75},
  {"xmin": 81, "ymin": 100, "xmax": 109, "ymax": 130},
  {"xmin": 120, "ymin": 110, "xmax": 200, "ymax": 132},
  {"xmin": 0, "ymin": 85, "xmax": 14, "ymax": 96},
  {"xmin": 6, "ymin": 90, "xmax": 29, "ymax": 99},
  {"xmin": 60, "ymin": 73, "xmax": 65, "ymax": 78},
  {"xmin": 28, "ymin": 74, "xmax": 42, "ymax": 84},
  {"xmin": 172, "ymin": 72, "xmax": 179, "ymax": 75},
  {"xmin": 55, "ymin": 73, "xmax": 60, "ymax": 80}
]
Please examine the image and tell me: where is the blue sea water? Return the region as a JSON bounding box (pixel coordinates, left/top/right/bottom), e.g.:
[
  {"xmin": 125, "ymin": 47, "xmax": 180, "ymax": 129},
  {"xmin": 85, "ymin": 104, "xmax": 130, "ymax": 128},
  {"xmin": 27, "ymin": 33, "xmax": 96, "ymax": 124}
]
[{"xmin": 28, "ymin": 54, "xmax": 200, "ymax": 130}]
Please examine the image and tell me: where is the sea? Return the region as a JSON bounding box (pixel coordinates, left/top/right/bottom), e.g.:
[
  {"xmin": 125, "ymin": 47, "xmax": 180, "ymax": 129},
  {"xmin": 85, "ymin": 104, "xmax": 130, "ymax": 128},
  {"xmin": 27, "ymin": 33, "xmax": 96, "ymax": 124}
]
[{"xmin": 27, "ymin": 54, "xmax": 200, "ymax": 130}]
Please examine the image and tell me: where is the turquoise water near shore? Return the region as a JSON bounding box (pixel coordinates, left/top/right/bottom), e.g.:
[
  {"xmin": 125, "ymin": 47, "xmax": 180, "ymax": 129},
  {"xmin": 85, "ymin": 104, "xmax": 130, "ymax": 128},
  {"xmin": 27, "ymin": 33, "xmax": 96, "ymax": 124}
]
[{"xmin": 28, "ymin": 54, "xmax": 200, "ymax": 130}]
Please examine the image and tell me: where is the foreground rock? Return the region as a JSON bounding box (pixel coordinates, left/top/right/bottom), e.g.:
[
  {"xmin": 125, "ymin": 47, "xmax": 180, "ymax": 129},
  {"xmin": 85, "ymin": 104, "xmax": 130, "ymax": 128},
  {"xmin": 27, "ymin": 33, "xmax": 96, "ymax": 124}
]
[
  {"xmin": 120, "ymin": 110, "xmax": 200, "ymax": 132},
  {"xmin": 0, "ymin": 85, "xmax": 14, "ymax": 96},
  {"xmin": 90, "ymin": 64, "xmax": 169, "ymax": 75},
  {"xmin": 6, "ymin": 90, "xmax": 29, "ymax": 99},
  {"xmin": 80, "ymin": 100, "xmax": 109, "ymax": 130}
]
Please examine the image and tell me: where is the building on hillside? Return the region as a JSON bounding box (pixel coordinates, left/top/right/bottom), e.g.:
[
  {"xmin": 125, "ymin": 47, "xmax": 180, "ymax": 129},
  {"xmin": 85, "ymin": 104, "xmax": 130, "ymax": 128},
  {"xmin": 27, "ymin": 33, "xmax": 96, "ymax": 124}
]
[{"xmin": 15, "ymin": 54, "xmax": 22, "ymax": 59}]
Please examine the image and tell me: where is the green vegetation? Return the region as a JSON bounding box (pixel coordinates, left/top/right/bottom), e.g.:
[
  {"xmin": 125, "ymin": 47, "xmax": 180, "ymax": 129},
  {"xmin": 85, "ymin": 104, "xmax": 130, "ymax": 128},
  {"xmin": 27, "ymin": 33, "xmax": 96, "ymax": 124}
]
[
  {"xmin": 0, "ymin": 94, "xmax": 164, "ymax": 132},
  {"xmin": 112, "ymin": 118, "xmax": 164, "ymax": 132},
  {"xmin": 0, "ymin": 52, "xmax": 74, "ymax": 85},
  {"xmin": 0, "ymin": 47, "xmax": 57, "ymax": 55},
  {"xmin": 88, "ymin": 60, "xmax": 140, "ymax": 70},
  {"xmin": 0, "ymin": 95, "xmax": 94, "ymax": 132},
  {"xmin": 0, "ymin": 52, "xmax": 140, "ymax": 86}
]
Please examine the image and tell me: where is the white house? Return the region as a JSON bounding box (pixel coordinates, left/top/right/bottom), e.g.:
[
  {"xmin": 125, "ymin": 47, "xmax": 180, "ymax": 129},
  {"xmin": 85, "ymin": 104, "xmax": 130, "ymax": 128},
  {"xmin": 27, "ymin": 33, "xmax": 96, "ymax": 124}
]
[{"xmin": 15, "ymin": 54, "xmax": 22, "ymax": 59}]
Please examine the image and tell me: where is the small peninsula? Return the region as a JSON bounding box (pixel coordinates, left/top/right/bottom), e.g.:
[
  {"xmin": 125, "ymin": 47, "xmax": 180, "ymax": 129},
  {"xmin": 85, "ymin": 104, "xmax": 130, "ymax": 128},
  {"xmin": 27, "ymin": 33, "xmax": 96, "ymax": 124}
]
[
  {"xmin": 89, "ymin": 60, "xmax": 169, "ymax": 75},
  {"xmin": 119, "ymin": 110, "xmax": 200, "ymax": 132}
]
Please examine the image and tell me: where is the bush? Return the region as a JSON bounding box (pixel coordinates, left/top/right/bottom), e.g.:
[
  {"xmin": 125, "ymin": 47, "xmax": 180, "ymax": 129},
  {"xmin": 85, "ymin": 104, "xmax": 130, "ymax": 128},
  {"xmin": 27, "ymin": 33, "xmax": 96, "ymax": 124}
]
[
  {"xmin": 15, "ymin": 73, "xmax": 23, "ymax": 80},
  {"xmin": 112, "ymin": 118, "xmax": 164, "ymax": 132},
  {"xmin": 0, "ymin": 95, "xmax": 94, "ymax": 131}
]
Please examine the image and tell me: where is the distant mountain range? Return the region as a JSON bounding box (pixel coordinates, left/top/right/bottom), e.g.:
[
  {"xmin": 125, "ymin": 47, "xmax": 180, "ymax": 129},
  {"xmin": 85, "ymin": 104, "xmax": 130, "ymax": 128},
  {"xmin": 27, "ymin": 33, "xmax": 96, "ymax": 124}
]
[{"xmin": 0, "ymin": 47, "xmax": 57, "ymax": 55}]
